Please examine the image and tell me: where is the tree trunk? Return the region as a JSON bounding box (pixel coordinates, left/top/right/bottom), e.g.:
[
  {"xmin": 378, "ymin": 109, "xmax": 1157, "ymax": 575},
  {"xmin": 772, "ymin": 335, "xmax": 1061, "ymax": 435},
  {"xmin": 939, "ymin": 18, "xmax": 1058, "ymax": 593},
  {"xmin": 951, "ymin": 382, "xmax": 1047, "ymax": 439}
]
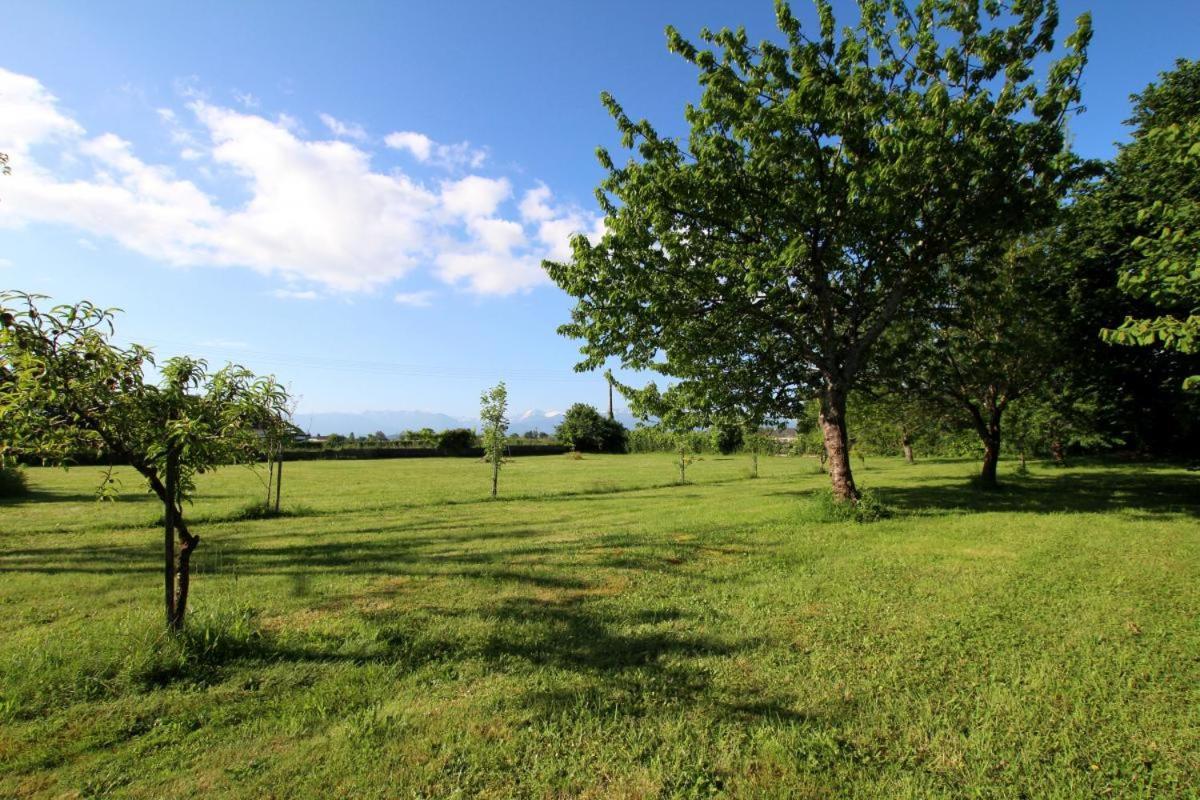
[
  {"xmin": 1050, "ymin": 438, "xmax": 1066, "ymax": 466},
  {"xmin": 273, "ymin": 450, "xmax": 283, "ymax": 514},
  {"xmin": 163, "ymin": 451, "xmax": 177, "ymax": 630},
  {"xmin": 490, "ymin": 438, "xmax": 499, "ymax": 498},
  {"xmin": 171, "ymin": 516, "xmax": 198, "ymax": 631},
  {"xmin": 264, "ymin": 452, "xmax": 274, "ymax": 507},
  {"xmin": 155, "ymin": 450, "xmax": 200, "ymax": 631},
  {"xmin": 978, "ymin": 406, "xmax": 1004, "ymax": 488},
  {"xmin": 819, "ymin": 386, "xmax": 859, "ymax": 503},
  {"xmin": 980, "ymin": 433, "xmax": 1001, "ymax": 487},
  {"xmin": 751, "ymin": 450, "xmax": 758, "ymax": 479},
  {"xmin": 902, "ymin": 435, "xmax": 914, "ymax": 465},
  {"xmin": 677, "ymin": 444, "xmax": 687, "ymax": 483}
]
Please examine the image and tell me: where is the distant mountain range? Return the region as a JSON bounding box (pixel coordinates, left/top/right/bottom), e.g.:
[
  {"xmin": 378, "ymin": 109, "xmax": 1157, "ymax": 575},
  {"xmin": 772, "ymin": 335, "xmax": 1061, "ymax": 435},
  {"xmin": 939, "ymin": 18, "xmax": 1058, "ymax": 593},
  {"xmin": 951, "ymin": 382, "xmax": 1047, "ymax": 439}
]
[{"xmin": 295, "ymin": 408, "xmax": 643, "ymax": 437}]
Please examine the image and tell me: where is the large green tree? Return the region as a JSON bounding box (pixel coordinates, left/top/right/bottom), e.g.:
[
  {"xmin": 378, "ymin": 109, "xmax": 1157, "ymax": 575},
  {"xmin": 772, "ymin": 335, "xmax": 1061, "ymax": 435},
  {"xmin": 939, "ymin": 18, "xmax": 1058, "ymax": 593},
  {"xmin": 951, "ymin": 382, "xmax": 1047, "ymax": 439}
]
[
  {"xmin": 1099, "ymin": 59, "xmax": 1200, "ymax": 389},
  {"xmin": 898, "ymin": 234, "xmax": 1076, "ymax": 485},
  {"xmin": 548, "ymin": 0, "xmax": 1090, "ymax": 501},
  {"xmin": 0, "ymin": 293, "xmax": 289, "ymax": 630}
]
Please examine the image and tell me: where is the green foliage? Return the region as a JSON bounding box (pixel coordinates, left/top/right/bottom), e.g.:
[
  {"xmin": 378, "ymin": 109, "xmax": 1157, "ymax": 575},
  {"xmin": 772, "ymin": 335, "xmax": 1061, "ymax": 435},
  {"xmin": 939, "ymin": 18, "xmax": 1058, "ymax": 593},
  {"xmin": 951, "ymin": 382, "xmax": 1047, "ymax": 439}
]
[
  {"xmin": 548, "ymin": 1, "xmax": 1091, "ymax": 499},
  {"xmin": 887, "ymin": 232, "xmax": 1084, "ymax": 484},
  {"xmin": 627, "ymin": 424, "xmax": 698, "ymax": 454},
  {"xmin": 480, "ymin": 382, "xmax": 509, "ymax": 497},
  {"xmin": 1099, "ymin": 60, "xmax": 1200, "ymax": 388},
  {"xmin": 436, "ymin": 428, "xmax": 477, "ymax": 453},
  {"xmin": 555, "ymin": 403, "xmax": 627, "ymax": 453},
  {"xmin": 0, "ymin": 291, "xmax": 291, "ymax": 629},
  {"xmin": 0, "ymin": 463, "xmax": 28, "ymax": 497},
  {"xmin": 800, "ymin": 487, "xmax": 889, "ymax": 524},
  {"xmin": 710, "ymin": 423, "xmax": 743, "ymax": 455},
  {"xmin": 0, "ymin": 292, "xmax": 290, "ymax": 505}
]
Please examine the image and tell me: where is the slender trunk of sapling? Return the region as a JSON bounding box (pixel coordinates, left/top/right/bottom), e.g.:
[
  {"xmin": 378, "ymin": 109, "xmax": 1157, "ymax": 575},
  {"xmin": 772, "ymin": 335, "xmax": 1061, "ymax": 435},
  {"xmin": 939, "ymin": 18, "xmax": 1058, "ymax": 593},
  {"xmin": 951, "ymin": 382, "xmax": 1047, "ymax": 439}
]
[
  {"xmin": 265, "ymin": 452, "xmax": 273, "ymax": 507},
  {"xmin": 163, "ymin": 450, "xmax": 177, "ymax": 630},
  {"xmin": 151, "ymin": 451, "xmax": 199, "ymax": 631},
  {"xmin": 490, "ymin": 433, "xmax": 499, "ymax": 498},
  {"xmin": 274, "ymin": 448, "xmax": 282, "ymax": 514}
]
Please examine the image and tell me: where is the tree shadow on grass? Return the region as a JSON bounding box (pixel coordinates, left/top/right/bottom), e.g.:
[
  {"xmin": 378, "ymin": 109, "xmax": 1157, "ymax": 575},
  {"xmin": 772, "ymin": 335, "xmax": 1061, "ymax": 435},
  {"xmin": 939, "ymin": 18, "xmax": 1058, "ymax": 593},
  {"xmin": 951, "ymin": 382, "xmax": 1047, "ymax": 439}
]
[
  {"xmin": 880, "ymin": 469, "xmax": 1199, "ymax": 517},
  {"xmin": 766, "ymin": 466, "xmax": 1199, "ymax": 517}
]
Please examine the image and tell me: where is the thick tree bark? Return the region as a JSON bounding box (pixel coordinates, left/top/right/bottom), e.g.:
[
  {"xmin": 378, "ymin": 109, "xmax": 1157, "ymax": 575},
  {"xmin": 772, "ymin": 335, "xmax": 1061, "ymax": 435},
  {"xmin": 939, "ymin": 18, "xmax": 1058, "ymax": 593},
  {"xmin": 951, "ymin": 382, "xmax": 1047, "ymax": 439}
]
[
  {"xmin": 980, "ymin": 433, "xmax": 1001, "ymax": 487},
  {"xmin": 1050, "ymin": 438, "xmax": 1066, "ymax": 466},
  {"xmin": 973, "ymin": 405, "xmax": 1003, "ymax": 488},
  {"xmin": 902, "ymin": 436, "xmax": 914, "ymax": 465},
  {"xmin": 819, "ymin": 386, "xmax": 859, "ymax": 502}
]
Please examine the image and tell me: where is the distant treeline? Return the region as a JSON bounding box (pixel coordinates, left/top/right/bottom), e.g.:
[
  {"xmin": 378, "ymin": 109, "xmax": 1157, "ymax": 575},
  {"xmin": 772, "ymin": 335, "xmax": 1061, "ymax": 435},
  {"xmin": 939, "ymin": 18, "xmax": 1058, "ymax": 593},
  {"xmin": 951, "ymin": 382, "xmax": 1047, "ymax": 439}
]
[{"xmin": 280, "ymin": 444, "xmax": 571, "ymax": 461}]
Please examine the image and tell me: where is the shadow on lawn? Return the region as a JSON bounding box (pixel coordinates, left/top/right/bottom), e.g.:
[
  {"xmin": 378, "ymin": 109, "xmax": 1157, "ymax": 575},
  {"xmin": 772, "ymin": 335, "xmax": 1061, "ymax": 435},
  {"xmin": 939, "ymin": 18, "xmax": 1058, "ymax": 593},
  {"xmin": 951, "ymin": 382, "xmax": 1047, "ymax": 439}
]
[
  {"xmin": 883, "ymin": 468, "xmax": 1199, "ymax": 517},
  {"xmin": 122, "ymin": 551, "xmax": 756, "ymax": 721},
  {"xmin": 769, "ymin": 466, "xmax": 1200, "ymax": 517}
]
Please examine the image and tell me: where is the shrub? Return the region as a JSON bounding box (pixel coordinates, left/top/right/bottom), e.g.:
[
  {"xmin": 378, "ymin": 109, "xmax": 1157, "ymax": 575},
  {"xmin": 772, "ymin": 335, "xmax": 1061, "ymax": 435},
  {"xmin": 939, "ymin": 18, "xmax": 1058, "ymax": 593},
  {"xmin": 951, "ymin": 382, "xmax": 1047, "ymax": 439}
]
[
  {"xmin": 556, "ymin": 404, "xmax": 627, "ymax": 453},
  {"xmin": 799, "ymin": 487, "xmax": 889, "ymax": 524},
  {"xmin": 711, "ymin": 424, "xmax": 744, "ymax": 455},
  {"xmin": 437, "ymin": 428, "xmax": 477, "ymax": 453},
  {"xmin": 0, "ymin": 464, "xmax": 28, "ymax": 498}
]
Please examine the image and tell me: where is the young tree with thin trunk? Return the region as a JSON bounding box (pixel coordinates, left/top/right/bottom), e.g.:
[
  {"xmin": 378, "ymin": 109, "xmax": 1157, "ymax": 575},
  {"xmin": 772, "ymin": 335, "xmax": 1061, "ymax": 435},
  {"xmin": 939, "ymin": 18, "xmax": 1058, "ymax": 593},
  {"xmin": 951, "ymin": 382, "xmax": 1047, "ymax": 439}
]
[
  {"xmin": 744, "ymin": 427, "xmax": 777, "ymax": 479},
  {"xmin": 0, "ymin": 292, "xmax": 289, "ymax": 630},
  {"xmin": 547, "ymin": 0, "xmax": 1090, "ymax": 503},
  {"xmin": 480, "ymin": 381, "xmax": 509, "ymax": 498}
]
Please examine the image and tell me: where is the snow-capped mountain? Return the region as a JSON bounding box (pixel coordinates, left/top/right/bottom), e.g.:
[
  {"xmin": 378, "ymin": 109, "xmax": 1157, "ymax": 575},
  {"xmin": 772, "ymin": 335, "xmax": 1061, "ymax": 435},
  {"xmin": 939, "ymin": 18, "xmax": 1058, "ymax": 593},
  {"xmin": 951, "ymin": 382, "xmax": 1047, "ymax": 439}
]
[{"xmin": 298, "ymin": 407, "xmax": 643, "ymax": 436}]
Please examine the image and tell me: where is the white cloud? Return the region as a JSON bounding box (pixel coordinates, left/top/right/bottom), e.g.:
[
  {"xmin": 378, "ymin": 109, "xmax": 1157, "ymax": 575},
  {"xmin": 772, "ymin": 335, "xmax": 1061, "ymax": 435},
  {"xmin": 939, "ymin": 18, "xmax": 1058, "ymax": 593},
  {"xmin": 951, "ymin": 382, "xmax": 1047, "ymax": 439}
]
[
  {"xmin": 0, "ymin": 68, "xmax": 602, "ymax": 298},
  {"xmin": 319, "ymin": 113, "xmax": 367, "ymax": 142},
  {"xmin": 385, "ymin": 130, "xmax": 486, "ymax": 170},
  {"xmin": 0, "ymin": 69, "xmax": 84, "ymax": 156},
  {"xmin": 519, "ymin": 183, "xmax": 555, "ymax": 222},
  {"xmin": 272, "ymin": 288, "xmax": 319, "ymax": 300},
  {"xmin": 383, "ymin": 131, "xmax": 432, "ymax": 161},
  {"xmin": 393, "ymin": 290, "xmax": 434, "ymax": 307},
  {"xmin": 0, "ymin": 258, "xmax": 13, "ymax": 269},
  {"xmin": 440, "ymin": 175, "xmax": 511, "ymax": 219}
]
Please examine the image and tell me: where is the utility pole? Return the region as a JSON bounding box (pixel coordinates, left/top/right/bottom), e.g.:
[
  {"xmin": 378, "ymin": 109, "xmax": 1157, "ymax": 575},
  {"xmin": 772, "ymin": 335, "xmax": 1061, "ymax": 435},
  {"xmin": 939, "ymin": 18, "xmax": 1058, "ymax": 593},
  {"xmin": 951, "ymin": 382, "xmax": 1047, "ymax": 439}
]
[{"xmin": 605, "ymin": 370, "xmax": 614, "ymax": 421}]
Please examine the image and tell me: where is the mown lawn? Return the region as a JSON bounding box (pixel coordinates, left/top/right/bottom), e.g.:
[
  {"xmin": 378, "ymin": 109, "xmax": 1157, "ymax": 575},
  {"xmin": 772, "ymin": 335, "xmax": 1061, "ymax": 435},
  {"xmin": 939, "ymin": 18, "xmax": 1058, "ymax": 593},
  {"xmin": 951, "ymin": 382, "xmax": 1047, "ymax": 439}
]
[{"xmin": 1, "ymin": 453, "xmax": 1198, "ymax": 798}]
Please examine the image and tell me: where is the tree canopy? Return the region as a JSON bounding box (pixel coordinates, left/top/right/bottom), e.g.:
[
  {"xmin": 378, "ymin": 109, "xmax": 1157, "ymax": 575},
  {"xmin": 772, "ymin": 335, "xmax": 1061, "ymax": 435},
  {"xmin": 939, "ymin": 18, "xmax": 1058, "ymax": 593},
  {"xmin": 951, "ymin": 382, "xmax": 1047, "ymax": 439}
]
[
  {"xmin": 1099, "ymin": 59, "xmax": 1200, "ymax": 389},
  {"xmin": 548, "ymin": 0, "xmax": 1091, "ymax": 501},
  {"xmin": 0, "ymin": 292, "xmax": 290, "ymax": 629}
]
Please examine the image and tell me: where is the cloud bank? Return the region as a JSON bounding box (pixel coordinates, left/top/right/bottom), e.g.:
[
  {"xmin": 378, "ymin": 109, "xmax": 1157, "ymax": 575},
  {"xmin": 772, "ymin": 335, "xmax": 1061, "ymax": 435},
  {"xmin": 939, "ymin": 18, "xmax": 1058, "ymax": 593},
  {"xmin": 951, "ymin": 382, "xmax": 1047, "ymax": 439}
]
[{"xmin": 0, "ymin": 68, "xmax": 602, "ymax": 297}]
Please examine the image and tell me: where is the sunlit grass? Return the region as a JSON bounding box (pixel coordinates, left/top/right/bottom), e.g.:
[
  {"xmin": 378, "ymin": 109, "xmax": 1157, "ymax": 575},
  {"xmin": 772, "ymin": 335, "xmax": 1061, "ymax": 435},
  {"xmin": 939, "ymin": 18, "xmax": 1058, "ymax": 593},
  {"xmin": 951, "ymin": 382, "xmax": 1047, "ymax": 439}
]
[{"xmin": 1, "ymin": 454, "xmax": 1197, "ymax": 798}]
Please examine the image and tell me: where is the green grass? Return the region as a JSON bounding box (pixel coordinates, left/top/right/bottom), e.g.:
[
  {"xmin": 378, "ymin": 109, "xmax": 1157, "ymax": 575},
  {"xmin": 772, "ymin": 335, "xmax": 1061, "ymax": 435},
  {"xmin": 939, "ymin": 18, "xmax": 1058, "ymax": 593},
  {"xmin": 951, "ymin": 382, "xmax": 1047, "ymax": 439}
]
[{"xmin": 1, "ymin": 453, "xmax": 1198, "ymax": 798}]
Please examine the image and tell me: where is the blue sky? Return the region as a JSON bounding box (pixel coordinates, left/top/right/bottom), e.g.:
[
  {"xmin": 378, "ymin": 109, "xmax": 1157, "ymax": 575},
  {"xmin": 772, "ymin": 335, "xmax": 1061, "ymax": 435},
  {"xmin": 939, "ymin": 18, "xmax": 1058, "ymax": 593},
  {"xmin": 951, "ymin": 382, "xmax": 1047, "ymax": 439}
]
[{"xmin": 1, "ymin": 1, "xmax": 1197, "ymax": 417}]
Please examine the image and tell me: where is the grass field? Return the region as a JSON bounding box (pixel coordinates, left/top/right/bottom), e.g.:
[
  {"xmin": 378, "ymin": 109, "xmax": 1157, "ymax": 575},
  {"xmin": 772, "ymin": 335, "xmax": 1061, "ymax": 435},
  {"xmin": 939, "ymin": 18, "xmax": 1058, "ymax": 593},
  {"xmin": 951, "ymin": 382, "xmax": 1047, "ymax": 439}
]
[{"xmin": 1, "ymin": 453, "xmax": 1198, "ymax": 798}]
